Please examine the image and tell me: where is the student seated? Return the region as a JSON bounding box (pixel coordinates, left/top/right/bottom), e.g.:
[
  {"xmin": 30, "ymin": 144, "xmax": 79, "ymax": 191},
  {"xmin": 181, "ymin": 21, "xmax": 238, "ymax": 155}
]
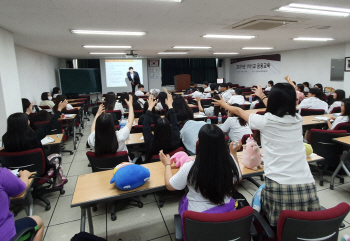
[
  {"xmin": 135, "ymin": 84, "xmax": 146, "ymax": 96},
  {"xmin": 196, "ymin": 95, "xmax": 226, "ymax": 117},
  {"xmin": 265, "ymin": 80, "xmax": 274, "ymax": 91},
  {"xmin": 52, "ymin": 95, "xmax": 74, "ymax": 113},
  {"xmin": 186, "ymin": 82, "xmax": 197, "ymax": 93},
  {"xmin": 120, "ymin": 93, "xmax": 144, "ymax": 111},
  {"xmin": 88, "ymin": 95, "xmax": 134, "ymax": 157},
  {"xmin": 22, "ymin": 98, "xmax": 39, "ymax": 114},
  {"xmin": 227, "ymin": 82, "xmax": 235, "ymax": 95},
  {"xmin": 104, "ymin": 92, "xmax": 124, "ymax": 125},
  {"xmin": 52, "ymin": 87, "xmax": 61, "ymax": 98},
  {"xmin": 227, "ymin": 88, "xmax": 249, "ymax": 105},
  {"xmin": 143, "ymin": 92, "xmax": 180, "ymax": 162},
  {"xmin": 191, "ymin": 89, "xmax": 204, "ymax": 99},
  {"xmin": 214, "ymin": 82, "xmax": 320, "ymax": 227},
  {"xmin": 203, "ymin": 83, "xmax": 218, "ymax": 98},
  {"xmin": 138, "ymin": 101, "xmax": 160, "ymax": 125},
  {"xmin": 298, "ymin": 88, "xmax": 329, "ymax": 114},
  {"xmin": 327, "ymin": 98, "xmax": 350, "ymax": 130},
  {"xmin": 220, "ymin": 104, "xmax": 252, "ymax": 142},
  {"xmin": 328, "ymin": 89, "xmax": 345, "ymax": 113},
  {"xmin": 303, "ymin": 82, "xmax": 310, "ymax": 92},
  {"xmin": 160, "ymin": 124, "xmax": 242, "ymax": 216},
  {"xmin": 156, "ymin": 92, "xmax": 167, "ymax": 111},
  {"xmin": 203, "ymin": 81, "xmax": 211, "ymax": 92},
  {"xmin": 296, "ymin": 84, "xmax": 306, "ymax": 103},
  {"xmin": 314, "ymin": 83, "xmax": 323, "ymax": 90},
  {"xmin": 170, "ymin": 95, "xmax": 194, "ymax": 124},
  {"xmin": 0, "ymin": 168, "xmax": 44, "ymax": 241},
  {"xmin": 29, "ymin": 110, "xmax": 52, "ymax": 130},
  {"xmin": 39, "ymin": 92, "xmax": 55, "ymax": 109},
  {"xmin": 219, "ymin": 83, "xmax": 232, "ymax": 102},
  {"xmin": 249, "ymin": 96, "xmax": 265, "ymax": 109}
]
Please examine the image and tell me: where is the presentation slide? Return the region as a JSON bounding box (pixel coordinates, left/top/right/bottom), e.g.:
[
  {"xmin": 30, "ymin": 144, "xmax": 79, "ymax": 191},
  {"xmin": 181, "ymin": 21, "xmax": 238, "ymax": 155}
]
[{"xmin": 105, "ymin": 59, "xmax": 143, "ymax": 87}]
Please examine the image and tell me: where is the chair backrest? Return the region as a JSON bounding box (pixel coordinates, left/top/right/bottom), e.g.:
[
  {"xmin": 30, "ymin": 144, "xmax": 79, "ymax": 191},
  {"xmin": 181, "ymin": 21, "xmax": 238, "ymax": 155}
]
[
  {"xmin": 277, "ymin": 202, "xmax": 350, "ymax": 241},
  {"xmin": 300, "ymin": 108, "xmax": 325, "ymax": 116},
  {"xmin": 321, "ymin": 95, "xmax": 329, "ymax": 103},
  {"xmin": 334, "ymin": 122, "xmax": 350, "ymax": 133},
  {"xmin": 86, "ymin": 151, "xmax": 129, "ymax": 172},
  {"xmin": 254, "ymin": 103, "xmax": 265, "ymax": 109},
  {"xmin": 183, "ymin": 206, "xmax": 254, "ymax": 241},
  {"xmin": 241, "ymin": 88, "xmax": 251, "ymax": 92},
  {"xmin": 200, "ymin": 99, "xmax": 212, "ymax": 107},
  {"xmin": 189, "ymin": 106, "xmax": 199, "ymax": 113},
  {"xmin": 150, "ymin": 147, "xmax": 184, "ymax": 163},
  {"xmin": 39, "ymin": 105, "xmax": 51, "ymax": 110},
  {"xmin": 105, "ymin": 110, "xmax": 122, "ymax": 120},
  {"xmin": 256, "ymin": 111, "xmax": 265, "ymax": 115},
  {"xmin": 0, "ymin": 148, "xmax": 46, "ymax": 176},
  {"xmin": 33, "ymin": 120, "xmax": 63, "ymax": 134},
  {"xmin": 131, "ymin": 124, "xmax": 155, "ymax": 133},
  {"xmin": 159, "ymin": 109, "xmax": 167, "ymax": 116},
  {"xmin": 242, "ymin": 91, "xmax": 254, "ymax": 96},
  {"xmin": 240, "ymin": 104, "xmax": 251, "ymax": 110},
  {"xmin": 207, "ymin": 116, "xmax": 228, "ymax": 124},
  {"xmin": 134, "ymin": 110, "xmax": 143, "ymax": 118},
  {"xmin": 114, "ymin": 125, "xmax": 120, "ymax": 131},
  {"xmin": 330, "ymin": 107, "xmax": 341, "ymax": 114},
  {"xmin": 310, "ymin": 129, "xmax": 347, "ymax": 167}
]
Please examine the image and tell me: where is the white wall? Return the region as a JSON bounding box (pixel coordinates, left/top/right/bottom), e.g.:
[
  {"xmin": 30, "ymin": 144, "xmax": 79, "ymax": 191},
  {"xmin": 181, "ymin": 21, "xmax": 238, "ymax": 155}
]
[
  {"xmin": 230, "ymin": 44, "xmax": 347, "ymax": 94},
  {"xmin": 15, "ymin": 45, "xmax": 59, "ymax": 105},
  {"xmin": 0, "ymin": 28, "xmax": 22, "ymax": 137}
]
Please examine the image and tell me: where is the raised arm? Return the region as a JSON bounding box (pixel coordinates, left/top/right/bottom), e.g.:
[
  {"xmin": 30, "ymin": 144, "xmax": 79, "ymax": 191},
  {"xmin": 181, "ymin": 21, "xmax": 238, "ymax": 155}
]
[
  {"xmin": 213, "ymin": 95, "xmax": 251, "ymax": 122},
  {"xmin": 91, "ymin": 104, "xmax": 105, "ymax": 133},
  {"xmin": 124, "ymin": 94, "xmax": 134, "ymax": 131},
  {"xmin": 284, "ymin": 75, "xmax": 297, "ymax": 89},
  {"xmin": 159, "ymin": 150, "xmax": 176, "ymax": 191},
  {"xmin": 251, "ymin": 84, "xmax": 268, "ymax": 107},
  {"xmin": 195, "ymin": 96, "xmax": 204, "ymax": 112},
  {"xmin": 143, "ymin": 95, "xmax": 157, "ymax": 145}
]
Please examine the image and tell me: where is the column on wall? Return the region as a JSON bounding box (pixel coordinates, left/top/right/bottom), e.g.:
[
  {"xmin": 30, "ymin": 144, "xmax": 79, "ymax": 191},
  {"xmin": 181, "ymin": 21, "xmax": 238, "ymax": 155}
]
[{"xmin": 344, "ymin": 42, "xmax": 350, "ymax": 97}]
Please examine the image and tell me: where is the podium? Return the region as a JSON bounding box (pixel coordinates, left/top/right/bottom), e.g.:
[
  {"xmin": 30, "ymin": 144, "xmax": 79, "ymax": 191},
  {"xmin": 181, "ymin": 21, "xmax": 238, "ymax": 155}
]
[{"xmin": 174, "ymin": 74, "xmax": 191, "ymax": 91}]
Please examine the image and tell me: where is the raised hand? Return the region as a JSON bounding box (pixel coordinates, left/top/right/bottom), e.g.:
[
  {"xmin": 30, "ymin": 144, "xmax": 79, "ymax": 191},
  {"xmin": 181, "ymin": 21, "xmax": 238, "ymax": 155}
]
[{"xmin": 57, "ymin": 100, "xmax": 68, "ymax": 112}]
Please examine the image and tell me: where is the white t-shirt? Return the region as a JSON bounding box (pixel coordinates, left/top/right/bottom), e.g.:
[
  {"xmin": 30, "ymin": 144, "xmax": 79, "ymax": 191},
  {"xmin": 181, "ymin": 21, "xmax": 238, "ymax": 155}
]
[
  {"xmin": 248, "ymin": 113, "xmax": 315, "ymax": 185},
  {"xmin": 204, "ymin": 86, "xmax": 211, "ymax": 92},
  {"xmin": 114, "ymin": 102, "xmax": 125, "ymax": 114},
  {"xmin": 304, "ymin": 87, "xmax": 310, "ymax": 92},
  {"xmin": 204, "ymin": 92, "xmax": 212, "ymax": 99},
  {"xmin": 138, "ymin": 98, "xmax": 145, "ymax": 108},
  {"xmin": 66, "ymin": 104, "xmax": 74, "ymax": 110},
  {"xmin": 220, "ymin": 117, "xmax": 252, "ymax": 142},
  {"xmin": 191, "ymin": 91, "xmax": 204, "ymax": 99},
  {"xmin": 156, "ymin": 103, "xmax": 164, "ymax": 111},
  {"xmin": 332, "ymin": 116, "xmax": 349, "ymax": 130},
  {"xmin": 53, "ymin": 94, "xmax": 59, "ymax": 98},
  {"xmin": 135, "ymin": 90, "xmax": 145, "ymax": 96},
  {"xmin": 328, "ymin": 101, "xmax": 341, "ymax": 114},
  {"xmin": 130, "ymin": 73, "xmax": 134, "ymax": 79},
  {"xmin": 228, "ymin": 89, "xmax": 235, "ymax": 95},
  {"xmin": 87, "ymin": 127, "xmax": 130, "ymax": 159},
  {"xmin": 221, "ymin": 90, "xmax": 233, "ymax": 103},
  {"xmin": 204, "ymin": 106, "xmax": 214, "ymax": 117},
  {"xmin": 265, "ymin": 86, "xmax": 272, "ymax": 91},
  {"xmin": 228, "ymin": 95, "xmax": 246, "ymax": 105},
  {"xmin": 298, "ymin": 97, "xmax": 329, "ymax": 114},
  {"xmin": 250, "ymin": 101, "xmax": 259, "ymax": 110},
  {"xmin": 169, "ymin": 156, "xmax": 241, "ymax": 212},
  {"xmin": 180, "ymin": 120, "xmax": 206, "ymax": 155}
]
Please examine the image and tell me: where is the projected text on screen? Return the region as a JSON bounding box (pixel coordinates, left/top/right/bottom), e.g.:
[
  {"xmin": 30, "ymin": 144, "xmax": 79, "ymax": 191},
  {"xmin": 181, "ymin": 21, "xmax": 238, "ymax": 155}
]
[{"xmin": 105, "ymin": 59, "xmax": 143, "ymax": 87}]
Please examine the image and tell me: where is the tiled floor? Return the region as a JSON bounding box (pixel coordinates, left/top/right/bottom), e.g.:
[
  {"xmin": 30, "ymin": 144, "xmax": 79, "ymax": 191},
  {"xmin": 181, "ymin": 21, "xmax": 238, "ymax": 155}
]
[{"xmin": 14, "ymin": 117, "xmax": 350, "ymax": 241}]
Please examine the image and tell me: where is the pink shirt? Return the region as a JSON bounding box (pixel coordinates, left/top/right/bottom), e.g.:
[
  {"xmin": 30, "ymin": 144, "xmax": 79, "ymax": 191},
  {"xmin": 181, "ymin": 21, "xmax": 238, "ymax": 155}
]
[{"xmin": 297, "ymin": 91, "xmax": 305, "ymax": 103}]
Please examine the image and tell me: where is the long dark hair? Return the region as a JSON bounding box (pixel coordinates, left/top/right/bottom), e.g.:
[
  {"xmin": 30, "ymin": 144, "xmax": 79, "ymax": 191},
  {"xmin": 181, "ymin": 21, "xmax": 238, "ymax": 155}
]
[
  {"xmin": 120, "ymin": 93, "xmax": 129, "ymax": 108},
  {"xmin": 142, "ymin": 101, "xmax": 156, "ymax": 114},
  {"xmin": 146, "ymin": 117, "xmax": 173, "ymax": 162},
  {"xmin": 334, "ymin": 89, "xmax": 346, "ymax": 101},
  {"xmin": 341, "ymin": 98, "xmax": 350, "ymax": 122},
  {"xmin": 188, "ymin": 125, "xmax": 239, "ymax": 205},
  {"xmin": 52, "ymin": 87, "xmax": 60, "ymax": 96},
  {"xmin": 266, "ymin": 83, "xmax": 296, "ymax": 117},
  {"xmin": 303, "ymin": 82, "xmax": 310, "ymax": 88},
  {"xmin": 309, "ymin": 88, "xmax": 324, "ymax": 99},
  {"xmin": 314, "ymin": 83, "xmax": 323, "ymax": 90},
  {"xmin": 53, "ymin": 95, "xmax": 68, "ymax": 113},
  {"xmin": 95, "ymin": 113, "xmax": 119, "ymax": 156},
  {"xmin": 22, "ymin": 98, "xmax": 31, "ymax": 113},
  {"xmin": 231, "ymin": 104, "xmax": 248, "ymax": 126},
  {"xmin": 297, "ymin": 84, "xmax": 304, "ymax": 93},
  {"xmin": 105, "ymin": 92, "xmax": 116, "ymax": 111},
  {"xmin": 212, "ymin": 95, "xmax": 226, "ymax": 116},
  {"xmin": 158, "ymin": 92, "xmax": 167, "ymax": 110},
  {"xmin": 41, "ymin": 92, "xmax": 49, "ymax": 101},
  {"xmin": 171, "ymin": 95, "xmax": 194, "ymax": 122},
  {"xmin": 2, "ymin": 113, "xmax": 39, "ymax": 152}
]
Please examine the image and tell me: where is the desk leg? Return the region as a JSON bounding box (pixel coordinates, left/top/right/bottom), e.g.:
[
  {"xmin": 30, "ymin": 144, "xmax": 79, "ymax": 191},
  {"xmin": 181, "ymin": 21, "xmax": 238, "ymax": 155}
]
[
  {"xmin": 73, "ymin": 119, "xmax": 77, "ymax": 150},
  {"xmin": 80, "ymin": 207, "xmax": 86, "ymax": 232},
  {"xmin": 27, "ymin": 192, "xmax": 33, "ymax": 216},
  {"xmin": 87, "ymin": 207, "xmax": 94, "ymax": 235}
]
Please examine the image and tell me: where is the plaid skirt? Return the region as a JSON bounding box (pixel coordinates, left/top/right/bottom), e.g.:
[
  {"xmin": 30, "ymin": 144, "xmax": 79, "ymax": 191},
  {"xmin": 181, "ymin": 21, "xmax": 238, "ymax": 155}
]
[{"xmin": 261, "ymin": 177, "xmax": 320, "ymax": 226}]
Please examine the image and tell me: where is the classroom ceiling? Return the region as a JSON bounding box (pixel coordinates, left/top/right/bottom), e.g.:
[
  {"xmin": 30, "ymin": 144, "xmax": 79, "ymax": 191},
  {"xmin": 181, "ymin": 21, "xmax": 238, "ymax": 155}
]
[{"xmin": 1, "ymin": 0, "xmax": 350, "ymax": 59}]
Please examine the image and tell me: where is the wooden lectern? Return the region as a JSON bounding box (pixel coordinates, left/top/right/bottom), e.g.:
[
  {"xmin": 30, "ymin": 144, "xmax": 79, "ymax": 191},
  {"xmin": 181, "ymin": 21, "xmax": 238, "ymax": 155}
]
[{"xmin": 174, "ymin": 74, "xmax": 191, "ymax": 91}]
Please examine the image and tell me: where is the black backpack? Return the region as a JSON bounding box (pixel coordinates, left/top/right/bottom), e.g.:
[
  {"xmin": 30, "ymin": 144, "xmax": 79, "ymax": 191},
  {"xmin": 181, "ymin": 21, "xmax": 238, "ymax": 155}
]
[{"xmin": 71, "ymin": 232, "xmax": 107, "ymax": 241}]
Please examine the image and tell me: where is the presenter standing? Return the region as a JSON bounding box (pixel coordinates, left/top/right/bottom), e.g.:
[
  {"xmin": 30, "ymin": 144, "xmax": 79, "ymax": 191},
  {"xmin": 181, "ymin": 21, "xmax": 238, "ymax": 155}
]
[{"xmin": 127, "ymin": 67, "xmax": 141, "ymax": 93}]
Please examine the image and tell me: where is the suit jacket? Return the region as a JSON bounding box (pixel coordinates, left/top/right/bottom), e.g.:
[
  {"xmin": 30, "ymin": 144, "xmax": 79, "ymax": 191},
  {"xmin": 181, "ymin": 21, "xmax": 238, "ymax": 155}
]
[{"xmin": 127, "ymin": 71, "xmax": 140, "ymax": 84}]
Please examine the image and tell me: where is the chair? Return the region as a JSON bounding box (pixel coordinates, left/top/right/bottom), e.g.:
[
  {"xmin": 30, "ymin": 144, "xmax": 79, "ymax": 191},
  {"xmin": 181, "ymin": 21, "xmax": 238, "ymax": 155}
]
[
  {"xmin": 273, "ymin": 202, "xmax": 350, "ymax": 241},
  {"xmin": 300, "ymin": 108, "xmax": 325, "ymax": 116},
  {"xmin": 0, "ymin": 148, "xmax": 65, "ymax": 211},
  {"xmin": 134, "ymin": 110, "xmax": 143, "ymax": 118},
  {"xmin": 330, "ymin": 107, "xmax": 341, "ymax": 114},
  {"xmin": 256, "ymin": 111, "xmax": 266, "ymax": 115},
  {"xmin": 131, "ymin": 124, "xmax": 155, "ymax": 133},
  {"xmin": 114, "ymin": 125, "xmax": 120, "ymax": 131},
  {"xmin": 86, "ymin": 151, "xmax": 143, "ymax": 221},
  {"xmin": 174, "ymin": 206, "xmax": 273, "ymax": 241},
  {"xmin": 321, "ymin": 95, "xmax": 329, "ymax": 104},
  {"xmin": 105, "ymin": 110, "xmax": 122, "ymax": 121},
  {"xmin": 159, "ymin": 109, "xmax": 167, "ymax": 116},
  {"xmin": 206, "ymin": 116, "xmax": 228, "ymax": 124},
  {"xmin": 309, "ymin": 129, "xmax": 347, "ymax": 186},
  {"xmin": 189, "ymin": 106, "xmax": 199, "ymax": 113},
  {"xmin": 254, "ymin": 103, "xmax": 265, "ymax": 109},
  {"xmin": 334, "ymin": 122, "xmax": 350, "ymax": 133},
  {"xmin": 150, "ymin": 147, "xmax": 184, "ymax": 163},
  {"xmin": 330, "ymin": 150, "xmax": 350, "ymax": 190},
  {"xmin": 10, "ymin": 227, "xmax": 36, "ymax": 241},
  {"xmin": 200, "ymin": 99, "xmax": 212, "ymax": 108},
  {"xmin": 65, "ymin": 108, "xmax": 83, "ymax": 140},
  {"xmin": 242, "ymin": 91, "xmax": 254, "ymax": 96},
  {"xmin": 240, "ymin": 104, "xmax": 251, "ymax": 110},
  {"xmin": 39, "ymin": 105, "xmax": 51, "ymax": 110}
]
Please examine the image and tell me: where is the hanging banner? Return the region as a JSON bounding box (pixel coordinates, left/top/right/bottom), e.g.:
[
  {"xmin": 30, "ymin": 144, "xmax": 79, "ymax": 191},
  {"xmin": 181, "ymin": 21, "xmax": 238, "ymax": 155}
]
[{"xmin": 231, "ymin": 54, "xmax": 281, "ymax": 74}]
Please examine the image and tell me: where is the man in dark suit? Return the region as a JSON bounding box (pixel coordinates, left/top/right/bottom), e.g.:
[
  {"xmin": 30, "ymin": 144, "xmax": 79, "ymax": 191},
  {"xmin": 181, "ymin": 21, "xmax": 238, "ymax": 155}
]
[{"xmin": 126, "ymin": 67, "xmax": 140, "ymax": 92}]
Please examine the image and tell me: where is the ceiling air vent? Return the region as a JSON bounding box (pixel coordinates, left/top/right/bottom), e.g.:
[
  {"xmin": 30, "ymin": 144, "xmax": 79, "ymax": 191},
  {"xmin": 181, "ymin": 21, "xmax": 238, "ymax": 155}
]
[{"xmin": 224, "ymin": 16, "xmax": 299, "ymax": 30}]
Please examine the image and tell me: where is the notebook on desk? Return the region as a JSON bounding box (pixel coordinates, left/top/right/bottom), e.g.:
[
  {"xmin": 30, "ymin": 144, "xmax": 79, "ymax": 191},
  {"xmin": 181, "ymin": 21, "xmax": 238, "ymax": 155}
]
[{"xmin": 41, "ymin": 136, "xmax": 55, "ymax": 145}]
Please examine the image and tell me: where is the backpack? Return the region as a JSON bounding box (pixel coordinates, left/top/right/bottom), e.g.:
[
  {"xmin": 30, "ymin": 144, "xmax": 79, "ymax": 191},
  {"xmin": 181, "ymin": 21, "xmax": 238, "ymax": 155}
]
[{"xmin": 71, "ymin": 232, "xmax": 107, "ymax": 241}]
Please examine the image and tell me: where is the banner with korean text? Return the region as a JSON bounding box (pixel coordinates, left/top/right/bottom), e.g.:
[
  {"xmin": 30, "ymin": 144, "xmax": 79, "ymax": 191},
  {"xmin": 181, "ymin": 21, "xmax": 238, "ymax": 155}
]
[{"xmin": 231, "ymin": 54, "xmax": 281, "ymax": 74}]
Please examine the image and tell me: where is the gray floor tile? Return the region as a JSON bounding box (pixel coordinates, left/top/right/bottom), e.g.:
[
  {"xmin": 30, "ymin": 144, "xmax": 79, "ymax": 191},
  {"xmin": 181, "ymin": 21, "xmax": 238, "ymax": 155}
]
[
  {"xmin": 150, "ymin": 235, "xmax": 172, "ymax": 241},
  {"xmin": 338, "ymin": 182, "xmax": 350, "ymax": 192},
  {"xmin": 107, "ymin": 193, "xmax": 157, "ymax": 213},
  {"xmin": 107, "ymin": 202, "xmax": 168, "ymax": 241},
  {"xmin": 159, "ymin": 196, "xmax": 181, "ymax": 234},
  {"xmin": 339, "ymin": 226, "xmax": 350, "ymax": 240},
  {"xmin": 61, "ymin": 175, "xmax": 78, "ymax": 196},
  {"xmin": 68, "ymin": 159, "xmax": 91, "ymax": 176},
  {"xmin": 239, "ymin": 177, "xmax": 264, "ymax": 196},
  {"xmin": 73, "ymin": 150, "xmax": 89, "ymax": 163},
  {"xmin": 61, "ymin": 153, "xmax": 75, "ymax": 164}
]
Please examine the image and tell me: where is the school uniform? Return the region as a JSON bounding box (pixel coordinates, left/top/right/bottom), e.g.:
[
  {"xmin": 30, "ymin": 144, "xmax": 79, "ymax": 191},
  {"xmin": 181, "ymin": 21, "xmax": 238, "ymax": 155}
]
[
  {"xmin": 328, "ymin": 101, "xmax": 341, "ymax": 114},
  {"xmin": 137, "ymin": 98, "xmax": 145, "ymax": 109},
  {"xmin": 203, "ymin": 106, "xmax": 214, "ymax": 117},
  {"xmin": 170, "ymin": 158, "xmax": 241, "ymax": 213},
  {"xmin": 265, "ymin": 86, "xmax": 272, "ymax": 91},
  {"xmin": 191, "ymin": 91, "xmax": 204, "ymax": 99},
  {"xmin": 227, "ymin": 95, "xmax": 247, "ymax": 105},
  {"xmin": 221, "ymin": 90, "xmax": 232, "ymax": 103},
  {"xmin": 304, "ymin": 87, "xmax": 310, "ymax": 92},
  {"xmin": 228, "ymin": 88, "xmax": 235, "ymax": 95},
  {"xmin": 298, "ymin": 97, "xmax": 329, "ymax": 114},
  {"xmin": 180, "ymin": 120, "xmax": 206, "ymax": 155},
  {"xmin": 204, "ymin": 92, "xmax": 213, "ymax": 99},
  {"xmin": 138, "ymin": 113, "xmax": 160, "ymax": 125},
  {"xmin": 296, "ymin": 91, "xmax": 305, "ymax": 103},
  {"xmin": 53, "ymin": 94, "xmax": 59, "ymax": 98},
  {"xmin": 114, "ymin": 102, "xmax": 125, "ymax": 115},
  {"xmin": 250, "ymin": 101, "xmax": 260, "ymax": 110},
  {"xmin": 332, "ymin": 116, "xmax": 349, "ymax": 130},
  {"xmin": 220, "ymin": 117, "xmax": 252, "ymax": 142},
  {"xmin": 135, "ymin": 90, "xmax": 145, "ymax": 96},
  {"xmin": 249, "ymin": 113, "xmax": 320, "ymax": 226},
  {"xmin": 204, "ymin": 86, "xmax": 211, "ymax": 92},
  {"xmin": 39, "ymin": 100, "xmax": 55, "ymax": 109}
]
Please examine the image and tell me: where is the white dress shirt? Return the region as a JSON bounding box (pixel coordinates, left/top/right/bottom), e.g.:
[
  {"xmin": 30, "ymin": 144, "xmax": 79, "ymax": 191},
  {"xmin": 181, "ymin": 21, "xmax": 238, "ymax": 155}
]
[{"xmin": 298, "ymin": 97, "xmax": 329, "ymax": 114}]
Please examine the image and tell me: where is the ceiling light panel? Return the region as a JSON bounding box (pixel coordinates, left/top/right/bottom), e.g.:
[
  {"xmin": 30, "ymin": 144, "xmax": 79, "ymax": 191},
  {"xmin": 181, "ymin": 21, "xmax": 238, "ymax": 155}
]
[
  {"xmin": 203, "ymin": 34, "xmax": 256, "ymax": 39},
  {"xmin": 276, "ymin": 3, "xmax": 350, "ymax": 17},
  {"xmin": 71, "ymin": 30, "xmax": 146, "ymax": 35},
  {"xmin": 83, "ymin": 45, "xmax": 132, "ymax": 48},
  {"xmin": 173, "ymin": 46, "xmax": 212, "ymax": 49}
]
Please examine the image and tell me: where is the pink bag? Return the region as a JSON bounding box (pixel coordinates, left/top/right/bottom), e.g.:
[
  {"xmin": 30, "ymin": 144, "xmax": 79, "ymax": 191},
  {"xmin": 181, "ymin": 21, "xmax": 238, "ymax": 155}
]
[{"xmin": 47, "ymin": 154, "xmax": 68, "ymax": 187}]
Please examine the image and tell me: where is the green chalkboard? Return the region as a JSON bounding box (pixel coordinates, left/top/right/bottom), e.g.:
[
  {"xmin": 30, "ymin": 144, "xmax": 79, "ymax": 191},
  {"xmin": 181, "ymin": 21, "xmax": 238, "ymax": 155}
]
[{"xmin": 59, "ymin": 69, "xmax": 102, "ymax": 94}]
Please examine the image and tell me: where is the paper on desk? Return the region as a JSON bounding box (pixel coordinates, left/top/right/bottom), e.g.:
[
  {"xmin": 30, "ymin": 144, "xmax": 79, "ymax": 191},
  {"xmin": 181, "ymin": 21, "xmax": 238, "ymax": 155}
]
[
  {"xmin": 308, "ymin": 153, "xmax": 317, "ymax": 157},
  {"xmin": 194, "ymin": 112, "xmax": 207, "ymax": 118},
  {"xmin": 140, "ymin": 136, "xmax": 144, "ymax": 140},
  {"xmin": 11, "ymin": 169, "xmax": 19, "ymax": 176},
  {"xmin": 41, "ymin": 137, "xmax": 55, "ymax": 145},
  {"xmin": 64, "ymin": 114, "xmax": 75, "ymax": 118},
  {"xmin": 313, "ymin": 116, "xmax": 329, "ymax": 121}
]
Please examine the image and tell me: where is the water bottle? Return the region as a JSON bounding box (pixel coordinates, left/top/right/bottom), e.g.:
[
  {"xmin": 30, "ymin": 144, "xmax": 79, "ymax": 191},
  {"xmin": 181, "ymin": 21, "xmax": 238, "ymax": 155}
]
[
  {"xmin": 206, "ymin": 118, "xmax": 211, "ymax": 124},
  {"xmin": 120, "ymin": 116, "xmax": 126, "ymax": 129},
  {"xmin": 218, "ymin": 112, "xmax": 222, "ymax": 125}
]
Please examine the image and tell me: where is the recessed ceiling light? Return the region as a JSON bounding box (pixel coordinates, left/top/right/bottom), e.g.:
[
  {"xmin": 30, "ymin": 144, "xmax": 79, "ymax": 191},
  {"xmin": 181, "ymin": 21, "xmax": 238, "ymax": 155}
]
[
  {"xmin": 71, "ymin": 30, "xmax": 146, "ymax": 35},
  {"xmin": 83, "ymin": 45, "xmax": 132, "ymax": 48},
  {"xmin": 242, "ymin": 47, "xmax": 274, "ymax": 50},
  {"xmin": 173, "ymin": 46, "xmax": 212, "ymax": 49},
  {"xmin": 293, "ymin": 37, "xmax": 334, "ymax": 41},
  {"xmin": 157, "ymin": 52, "xmax": 188, "ymax": 54},
  {"xmin": 276, "ymin": 3, "xmax": 350, "ymax": 17},
  {"xmin": 89, "ymin": 52, "xmax": 126, "ymax": 55},
  {"xmin": 156, "ymin": 0, "xmax": 182, "ymax": 2},
  {"xmin": 203, "ymin": 35, "xmax": 256, "ymax": 39},
  {"xmin": 213, "ymin": 53, "xmax": 240, "ymax": 55}
]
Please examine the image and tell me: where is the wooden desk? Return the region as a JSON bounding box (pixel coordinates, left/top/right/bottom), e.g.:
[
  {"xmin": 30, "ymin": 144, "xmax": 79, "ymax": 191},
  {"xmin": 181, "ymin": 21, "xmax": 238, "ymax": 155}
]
[
  {"xmin": 302, "ymin": 114, "xmax": 333, "ymax": 126},
  {"xmin": 59, "ymin": 114, "xmax": 78, "ymax": 150},
  {"xmin": 45, "ymin": 134, "xmax": 63, "ymax": 145},
  {"xmin": 11, "ymin": 172, "xmax": 36, "ymax": 216},
  {"xmin": 59, "ymin": 114, "xmax": 77, "ymax": 120},
  {"xmin": 68, "ymin": 99, "xmax": 84, "ymax": 102},
  {"xmin": 245, "ymin": 108, "xmax": 266, "ymax": 114},
  {"xmin": 126, "ymin": 133, "xmax": 145, "ymax": 145},
  {"xmin": 69, "ymin": 102, "xmax": 81, "ymax": 106},
  {"xmin": 333, "ymin": 136, "xmax": 350, "ymax": 146}
]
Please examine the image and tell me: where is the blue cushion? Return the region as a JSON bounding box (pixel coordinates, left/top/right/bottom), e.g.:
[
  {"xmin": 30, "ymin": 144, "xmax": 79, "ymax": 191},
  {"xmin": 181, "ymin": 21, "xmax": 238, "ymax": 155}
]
[{"xmin": 110, "ymin": 164, "xmax": 150, "ymax": 190}]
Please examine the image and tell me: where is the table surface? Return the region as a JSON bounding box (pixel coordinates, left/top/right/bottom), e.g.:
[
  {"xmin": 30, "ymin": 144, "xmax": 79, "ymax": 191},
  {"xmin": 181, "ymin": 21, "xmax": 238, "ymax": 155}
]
[
  {"xmin": 67, "ymin": 99, "xmax": 87, "ymax": 102},
  {"xmin": 333, "ymin": 136, "xmax": 350, "ymax": 146},
  {"xmin": 302, "ymin": 114, "xmax": 333, "ymax": 126},
  {"xmin": 71, "ymin": 151, "xmax": 324, "ymax": 207},
  {"xmin": 59, "ymin": 114, "xmax": 77, "ymax": 120},
  {"xmin": 11, "ymin": 172, "xmax": 36, "ymax": 200},
  {"xmin": 126, "ymin": 133, "xmax": 145, "ymax": 145},
  {"xmin": 45, "ymin": 134, "xmax": 64, "ymax": 145}
]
